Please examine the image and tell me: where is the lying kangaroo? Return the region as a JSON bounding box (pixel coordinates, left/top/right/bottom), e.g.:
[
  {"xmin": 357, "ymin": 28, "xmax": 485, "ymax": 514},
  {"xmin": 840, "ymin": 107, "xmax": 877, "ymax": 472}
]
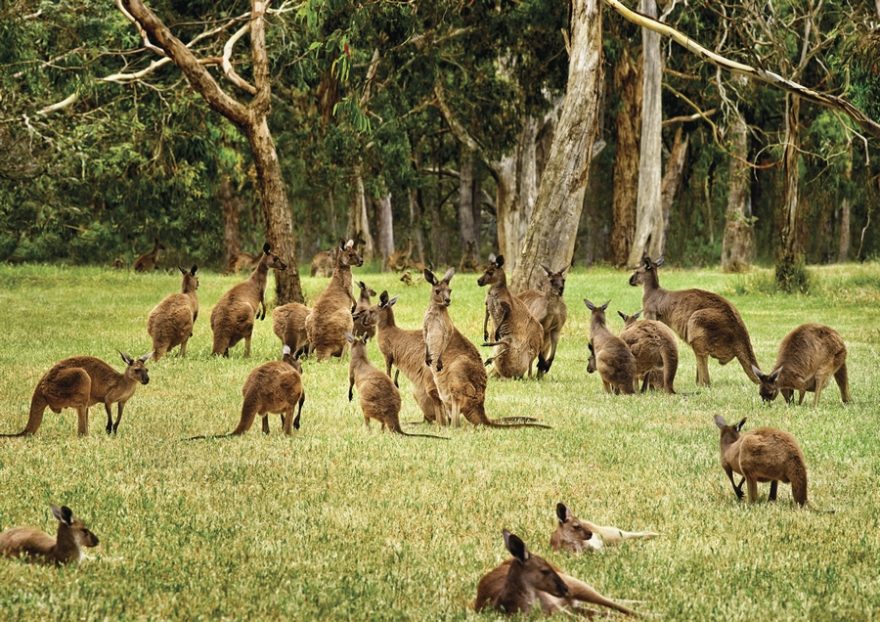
[
  {"xmin": 1, "ymin": 352, "xmax": 151, "ymax": 437},
  {"xmin": 474, "ymin": 530, "xmax": 635, "ymax": 616},
  {"xmin": 0, "ymin": 505, "xmax": 99, "ymax": 566},
  {"xmin": 550, "ymin": 502, "xmax": 658, "ymax": 553}
]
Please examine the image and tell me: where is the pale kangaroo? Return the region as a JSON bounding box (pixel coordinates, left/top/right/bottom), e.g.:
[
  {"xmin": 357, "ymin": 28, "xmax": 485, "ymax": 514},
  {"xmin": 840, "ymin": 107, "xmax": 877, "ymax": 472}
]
[
  {"xmin": 550, "ymin": 502, "xmax": 658, "ymax": 553},
  {"xmin": 0, "ymin": 505, "xmax": 99, "ymax": 566}
]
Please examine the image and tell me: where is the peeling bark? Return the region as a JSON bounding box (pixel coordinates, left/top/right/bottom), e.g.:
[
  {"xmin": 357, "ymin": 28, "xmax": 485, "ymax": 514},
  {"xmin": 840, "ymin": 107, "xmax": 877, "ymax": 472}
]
[
  {"xmin": 721, "ymin": 103, "xmax": 754, "ymax": 272},
  {"xmin": 660, "ymin": 125, "xmax": 689, "ymax": 248},
  {"xmin": 611, "ymin": 46, "xmax": 641, "ymax": 267},
  {"xmin": 776, "ymin": 94, "xmax": 805, "ymax": 291},
  {"xmin": 375, "ymin": 192, "xmax": 394, "ymax": 271}
]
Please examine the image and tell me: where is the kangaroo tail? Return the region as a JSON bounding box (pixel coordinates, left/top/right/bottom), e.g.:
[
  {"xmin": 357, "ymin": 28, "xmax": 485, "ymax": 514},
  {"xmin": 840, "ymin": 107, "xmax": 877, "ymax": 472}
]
[
  {"xmin": 184, "ymin": 433, "xmax": 233, "ymax": 441},
  {"xmin": 493, "ymin": 416, "xmax": 539, "ymax": 423},
  {"xmin": 398, "ymin": 431, "xmax": 450, "ymax": 440},
  {"xmin": 619, "ymin": 530, "xmax": 660, "ymax": 540},
  {"xmin": 486, "ymin": 420, "xmax": 552, "ymax": 429},
  {"xmin": 1, "ymin": 391, "xmax": 47, "ymax": 437}
]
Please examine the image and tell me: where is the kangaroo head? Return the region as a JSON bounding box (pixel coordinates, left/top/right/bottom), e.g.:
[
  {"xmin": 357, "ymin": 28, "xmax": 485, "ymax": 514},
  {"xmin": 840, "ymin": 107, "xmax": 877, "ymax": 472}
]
[
  {"xmin": 503, "ymin": 530, "xmax": 569, "ymax": 599},
  {"xmin": 358, "ymin": 281, "xmax": 377, "ymax": 301},
  {"xmin": 424, "ymin": 268, "xmax": 454, "ymax": 307},
  {"xmin": 179, "ymin": 265, "xmax": 199, "ymax": 293},
  {"xmin": 476, "ymin": 254, "xmax": 505, "ymax": 287},
  {"xmin": 583, "ymin": 298, "xmax": 610, "ymax": 326},
  {"xmin": 352, "ymin": 306, "xmax": 379, "ymax": 339},
  {"xmin": 120, "ymin": 351, "xmax": 151, "ymax": 385},
  {"xmin": 260, "ymin": 243, "xmax": 288, "ymax": 271},
  {"xmin": 629, "ymin": 254, "xmax": 664, "ymax": 286},
  {"xmin": 51, "ymin": 505, "xmax": 99, "ymax": 548},
  {"xmin": 281, "ymin": 345, "xmax": 302, "ymax": 373},
  {"xmin": 586, "ymin": 341, "xmax": 597, "ymax": 374},
  {"xmin": 714, "ymin": 415, "xmax": 746, "ymax": 447},
  {"xmin": 752, "ymin": 365, "xmax": 783, "ymax": 402},
  {"xmin": 555, "ymin": 503, "xmax": 598, "ymax": 550},
  {"xmin": 541, "ymin": 265, "xmax": 567, "ymax": 296},
  {"xmin": 378, "ymin": 290, "xmax": 399, "ymax": 309},
  {"xmin": 617, "ymin": 309, "xmax": 641, "ymax": 327},
  {"xmin": 338, "ymin": 239, "xmax": 364, "ymax": 268}
]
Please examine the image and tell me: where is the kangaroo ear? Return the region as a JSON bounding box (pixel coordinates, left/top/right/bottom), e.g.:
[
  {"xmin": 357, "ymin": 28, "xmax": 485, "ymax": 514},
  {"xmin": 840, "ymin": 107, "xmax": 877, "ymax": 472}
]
[
  {"xmin": 735, "ymin": 418, "xmax": 747, "ymax": 432},
  {"xmin": 339, "ymin": 239, "xmax": 347, "ymax": 250},
  {"xmin": 345, "ymin": 239, "xmax": 355, "ymax": 250},
  {"xmin": 442, "ymin": 268, "xmax": 455, "ymax": 283},
  {"xmin": 495, "ymin": 255, "xmax": 504, "ymax": 267},
  {"xmin": 488, "ymin": 253, "xmax": 496, "ymax": 264},
  {"xmin": 191, "ymin": 265, "xmax": 198, "ymax": 275},
  {"xmin": 119, "ymin": 351, "xmax": 134, "ymax": 365},
  {"xmin": 263, "ymin": 242, "xmax": 271, "ymax": 254},
  {"xmin": 51, "ymin": 505, "xmax": 73, "ymax": 525},
  {"xmin": 587, "ymin": 341, "xmax": 594, "ymax": 352},
  {"xmin": 633, "ymin": 310, "xmax": 642, "ymax": 320},
  {"xmin": 654, "ymin": 256, "xmax": 665, "ymax": 268},
  {"xmin": 423, "ymin": 269, "xmax": 437, "ymax": 285},
  {"xmin": 282, "ymin": 345, "xmax": 292, "ymax": 356},
  {"xmin": 768, "ymin": 366, "xmax": 783, "ymax": 383},
  {"xmin": 344, "ymin": 332, "xmax": 355, "ymax": 344},
  {"xmin": 138, "ymin": 351, "xmax": 153, "ymax": 363},
  {"xmin": 389, "ymin": 296, "xmax": 399, "ymax": 306},
  {"xmin": 714, "ymin": 415, "xmax": 727, "ymax": 429},
  {"xmin": 503, "ymin": 530, "xmax": 529, "ymax": 562},
  {"xmin": 617, "ymin": 311, "xmax": 627, "ymax": 321},
  {"xmin": 642, "ymin": 254, "xmax": 652, "ymax": 267},
  {"xmin": 178, "ymin": 265, "xmax": 187, "ymax": 274},
  {"xmin": 541, "ymin": 264, "xmax": 553, "ymax": 276},
  {"xmin": 751, "ymin": 364, "xmax": 766, "ymax": 381},
  {"xmin": 583, "ymin": 298, "xmax": 596, "ymax": 311},
  {"xmin": 358, "ymin": 281, "xmax": 366, "ymax": 290},
  {"xmin": 600, "ymin": 300, "xmax": 610, "ymax": 311},
  {"xmin": 379, "ymin": 290, "xmax": 389, "ymax": 305},
  {"xmin": 556, "ymin": 502, "xmax": 570, "ymax": 524}
]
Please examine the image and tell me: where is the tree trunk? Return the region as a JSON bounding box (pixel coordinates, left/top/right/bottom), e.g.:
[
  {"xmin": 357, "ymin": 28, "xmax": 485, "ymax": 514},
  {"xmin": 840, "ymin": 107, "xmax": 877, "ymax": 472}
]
[
  {"xmin": 472, "ymin": 167, "xmax": 482, "ymax": 257},
  {"xmin": 348, "ymin": 164, "xmax": 375, "ymax": 261},
  {"xmin": 721, "ymin": 102, "xmax": 754, "ymax": 272},
  {"xmin": 511, "ymin": 0, "xmax": 603, "ymax": 291},
  {"xmin": 219, "ymin": 175, "xmax": 242, "ymax": 272},
  {"xmin": 838, "ymin": 133, "xmax": 852, "ymax": 262},
  {"xmin": 611, "ymin": 46, "xmax": 641, "ymax": 267},
  {"xmin": 776, "ymin": 94, "xmax": 805, "ymax": 291},
  {"xmin": 627, "ymin": 0, "xmax": 663, "ymax": 266},
  {"xmin": 496, "ymin": 118, "xmax": 541, "ymax": 273},
  {"xmin": 244, "ymin": 116, "xmax": 303, "ymax": 303},
  {"xmin": 375, "ymin": 192, "xmax": 394, "ymax": 271},
  {"xmin": 660, "ymin": 125, "xmax": 689, "ymax": 250},
  {"xmin": 408, "ymin": 188, "xmax": 426, "ymax": 265},
  {"xmin": 458, "ymin": 146, "xmax": 478, "ymax": 266}
]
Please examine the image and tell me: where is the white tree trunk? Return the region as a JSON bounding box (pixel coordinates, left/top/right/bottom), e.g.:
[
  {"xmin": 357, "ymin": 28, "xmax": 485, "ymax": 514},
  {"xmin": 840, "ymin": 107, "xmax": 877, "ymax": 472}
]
[
  {"xmin": 838, "ymin": 133, "xmax": 852, "ymax": 262},
  {"xmin": 375, "ymin": 192, "xmax": 394, "ymax": 271},
  {"xmin": 721, "ymin": 96, "xmax": 754, "ymax": 272},
  {"xmin": 496, "ymin": 117, "xmax": 541, "ymax": 273},
  {"xmin": 348, "ymin": 165, "xmax": 375, "ymax": 260}
]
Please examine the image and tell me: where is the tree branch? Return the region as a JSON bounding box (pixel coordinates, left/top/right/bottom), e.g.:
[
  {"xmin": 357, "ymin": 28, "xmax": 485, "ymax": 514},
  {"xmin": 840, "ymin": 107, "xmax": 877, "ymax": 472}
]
[
  {"xmin": 115, "ymin": 0, "xmax": 165, "ymax": 57},
  {"xmin": 37, "ymin": 92, "xmax": 79, "ymax": 115},
  {"xmin": 662, "ymin": 109, "xmax": 717, "ymax": 126},
  {"xmin": 222, "ymin": 22, "xmax": 257, "ymax": 95},
  {"xmin": 249, "ymin": 0, "xmax": 271, "ymax": 114},
  {"xmin": 433, "ymin": 81, "xmax": 499, "ymax": 176},
  {"xmin": 603, "ymin": 0, "xmax": 880, "ymax": 138}
]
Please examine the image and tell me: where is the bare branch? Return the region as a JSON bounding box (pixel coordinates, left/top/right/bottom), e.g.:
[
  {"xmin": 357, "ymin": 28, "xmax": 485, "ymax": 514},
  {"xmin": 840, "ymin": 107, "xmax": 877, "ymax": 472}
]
[
  {"xmin": 359, "ymin": 49, "xmax": 381, "ymax": 107},
  {"xmin": 115, "ymin": 0, "xmax": 165, "ymax": 57},
  {"xmin": 222, "ymin": 22, "xmax": 257, "ymax": 95},
  {"xmin": 37, "ymin": 92, "xmax": 79, "ymax": 115},
  {"xmin": 662, "ymin": 108, "xmax": 717, "ymax": 126}
]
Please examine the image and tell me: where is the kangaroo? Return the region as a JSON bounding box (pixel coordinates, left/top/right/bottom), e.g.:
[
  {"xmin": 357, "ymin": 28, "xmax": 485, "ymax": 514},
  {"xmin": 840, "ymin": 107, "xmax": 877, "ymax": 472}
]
[
  {"xmin": 310, "ymin": 248, "xmax": 335, "ymax": 277},
  {"xmin": 1, "ymin": 352, "xmax": 150, "ymax": 437},
  {"xmin": 345, "ymin": 333, "xmax": 447, "ymax": 439},
  {"xmin": 518, "ymin": 265, "xmax": 568, "ymax": 377},
  {"xmin": 752, "ymin": 323, "xmax": 850, "ymax": 406},
  {"xmin": 305, "ymin": 239, "xmax": 364, "ymax": 361},
  {"xmin": 617, "ymin": 310, "xmax": 678, "ymax": 393},
  {"xmin": 474, "ymin": 530, "xmax": 635, "ymax": 616},
  {"xmin": 477, "ymin": 254, "xmax": 544, "ymax": 379},
  {"xmin": 211, "ymin": 243, "xmax": 287, "ymax": 357},
  {"xmin": 352, "ymin": 281, "xmax": 378, "ymax": 341},
  {"xmin": 551, "ymin": 502, "xmax": 658, "ymax": 553},
  {"xmin": 714, "ymin": 415, "xmax": 808, "ymax": 506},
  {"xmin": 422, "ymin": 269, "xmax": 547, "ymax": 429},
  {"xmin": 147, "ymin": 265, "xmax": 199, "ymax": 360},
  {"xmin": 0, "ymin": 506, "xmax": 99, "ymax": 566},
  {"xmin": 584, "ymin": 299, "xmax": 636, "ymax": 394},
  {"xmin": 630, "ymin": 255, "xmax": 760, "ymax": 386},
  {"xmin": 133, "ymin": 237, "xmax": 165, "ymax": 272},
  {"xmin": 272, "ymin": 302, "xmax": 311, "ymax": 358},
  {"xmin": 374, "ymin": 291, "xmax": 445, "ymax": 424},
  {"xmin": 188, "ymin": 346, "xmax": 305, "ymax": 439}
]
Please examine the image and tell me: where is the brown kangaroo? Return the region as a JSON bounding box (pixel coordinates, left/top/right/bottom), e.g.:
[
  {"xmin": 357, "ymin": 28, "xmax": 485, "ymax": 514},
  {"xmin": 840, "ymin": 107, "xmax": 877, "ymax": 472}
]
[
  {"xmin": 617, "ymin": 309, "xmax": 678, "ymax": 393},
  {"xmin": 752, "ymin": 323, "xmax": 850, "ymax": 406},
  {"xmin": 477, "ymin": 254, "xmax": 544, "ymax": 379},
  {"xmin": 133, "ymin": 237, "xmax": 165, "ymax": 272},
  {"xmin": 310, "ymin": 248, "xmax": 335, "ymax": 277},
  {"xmin": 188, "ymin": 346, "xmax": 305, "ymax": 439},
  {"xmin": 584, "ymin": 299, "xmax": 636, "ymax": 394},
  {"xmin": 630, "ymin": 255, "xmax": 760, "ymax": 386},
  {"xmin": 0, "ymin": 505, "xmax": 99, "ymax": 566},
  {"xmin": 272, "ymin": 302, "xmax": 311, "ymax": 358},
  {"xmin": 211, "ymin": 243, "xmax": 287, "ymax": 357},
  {"xmin": 374, "ymin": 291, "xmax": 445, "ymax": 424},
  {"xmin": 551, "ymin": 502, "xmax": 658, "ymax": 553},
  {"xmin": 147, "ymin": 265, "xmax": 199, "ymax": 360},
  {"xmin": 1, "ymin": 352, "xmax": 151, "ymax": 437},
  {"xmin": 352, "ymin": 281, "xmax": 378, "ymax": 341},
  {"xmin": 518, "ymin": 265, "xmax": 568, "ymax": 377},
  {"xmin": 305, "ymin": 239, "xmax": 364, "ymax": 360},
  {"xmin": 345, "ymin": 333, "xmax": 447, "ymax": 439},
  {"xmin": 422, "ymin": 269, "xmax": 546, "ymax": 429},
  {"xmin": 474, "ymin": 530, "xmax": 635, "ymax": 616},
  {"xmin": 714, "ymin": 415, "xmax": 808, "ymax": 506}
]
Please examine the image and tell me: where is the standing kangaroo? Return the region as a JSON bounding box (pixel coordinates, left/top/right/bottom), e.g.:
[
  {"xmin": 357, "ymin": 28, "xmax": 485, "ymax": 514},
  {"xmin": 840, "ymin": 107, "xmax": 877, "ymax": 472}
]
[
  {"xmin": 352, "ymin": 281, "xmax": 378, "ymax": 341},
  {"xmin": 518, "ymin": 265, "xmax": 568, "ymax": 377},
  {"xmin": 477, "ymin": 254, "xmax": 544, "ymax": 379},
  {"xmin": 133, "ymin": 237, "xmax": 165, "ymax": 272},
  {"xmin": 211, "ymin": 243, "xmax": 287, "ymax": 357},
  {"xmin": 630, "ymin": 255, "xmax": 759, "ymax": 386},
  {"xmin": 714, "ymin": 415, "xmax": 808, "ymax": 506},
  {"xmin": 617, "ymin": 309, "xmax": 678, "ymax": 393},
  {"xmin": 550, "ymin": 502, "xmax": 658, "ymax": 553},
  {"xmin": 0, "ymin": 505, "xmax": 99, "ymax": 566},
  {"xmin": 147, "ymin": 265, "xmax": 199, "ymax": 360},
  {"xmin": 474, "ymin": 530, "xmax": 635, "ymax": 616},
  {"xmin": 1, "ymin": 352, "xmax": 151, "ymax": 437},
  {"xmin": 752, "ymin": 323, "xmax": 850, "ymax": 406},
  {"xmin": 584, "ymin": 299, "xmax": 636, "ymax": 394}
]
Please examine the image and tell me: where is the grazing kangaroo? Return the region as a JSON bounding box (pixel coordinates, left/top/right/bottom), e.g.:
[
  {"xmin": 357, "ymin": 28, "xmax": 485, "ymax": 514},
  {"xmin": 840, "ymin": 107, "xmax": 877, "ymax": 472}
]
[
  {"xmin": 188, "ymin": 346, "xmax": 305, "ymax": 439},
  {"xmin": 617, "ymin": 310, "xmax": 678, "ymax": 393},
  {"xmin": 477, "ymin": 254, "xmax": 544, "ymax": 379},
  {"xmin": 518, "ymin": 265, "xmax": 568, "ymax": 377},
  {"xmin": 374, "ymin": 291, "xmax": 445, "ymax": 424},
  {"xmin": 714, "ymin": 416, "xmax": 808, "ymax": 506},
  {"xmin": 584, "ymin": 299, "xmax": 636, "ymax": 394},
  {"xmin": 752, "ymin": 323, "xmax": 850, "ymax": 406},
  {"xmin": 1, "ymin": 352, "xmax": 151, "ymax": 437},
  {"xmin": 346, "ymin": 333, "xmax": 447, "ymax": 439},
  {"xmin": 422, "ymin": 269, "xmax": 546, "ymax": 429},
  {"xmin": 474, "ymin": 530, "xmax": 635, "ymax": 616},
  {"xmin": 310, "ymin": 248, "xmax": 335, "ymax": 277},
  {"xmin": 147, "ymin": 265, "xmax": 199, "ymax": 360},
  {"xmin": 211, "ymin": 243, "xmax": 287, "ymax": 357},
  {"xmin": 0, "ymin": 506, "xmax": 99, "ymax": 566},
  {"xmin": 305, "ymin": 239, "xmax": 364, "ymax": 361},
  {"xmin": 551, "ymin": 503, "xmax": 658, "ymax": 553},
  {"xmin": 133, "ymin": 237, "xmax": 165, "ymax": 272},
  {"xmin": 352, "ymin": 281, "xmax": 378, "ymax": 341},
  {"xmin": 630, "ymin": 255, "xmax": 760, "ymax": 386},
  {"xmin": 272, "ymin": 302, "xmax": 311, "ymax": 357}
]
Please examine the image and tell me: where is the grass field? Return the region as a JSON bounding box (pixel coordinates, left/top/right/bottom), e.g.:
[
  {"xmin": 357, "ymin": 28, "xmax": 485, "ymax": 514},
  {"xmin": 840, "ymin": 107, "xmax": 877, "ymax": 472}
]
[{"xmin": 0, "ymin": 262, "xmax": 879, "ymax": 620}]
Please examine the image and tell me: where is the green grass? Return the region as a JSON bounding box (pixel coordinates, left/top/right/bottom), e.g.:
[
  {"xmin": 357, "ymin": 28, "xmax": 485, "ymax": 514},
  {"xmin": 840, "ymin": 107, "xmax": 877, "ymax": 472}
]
[{"xmin": 0, "ymin": 262, "xmax": 879, "ymax": 620}]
